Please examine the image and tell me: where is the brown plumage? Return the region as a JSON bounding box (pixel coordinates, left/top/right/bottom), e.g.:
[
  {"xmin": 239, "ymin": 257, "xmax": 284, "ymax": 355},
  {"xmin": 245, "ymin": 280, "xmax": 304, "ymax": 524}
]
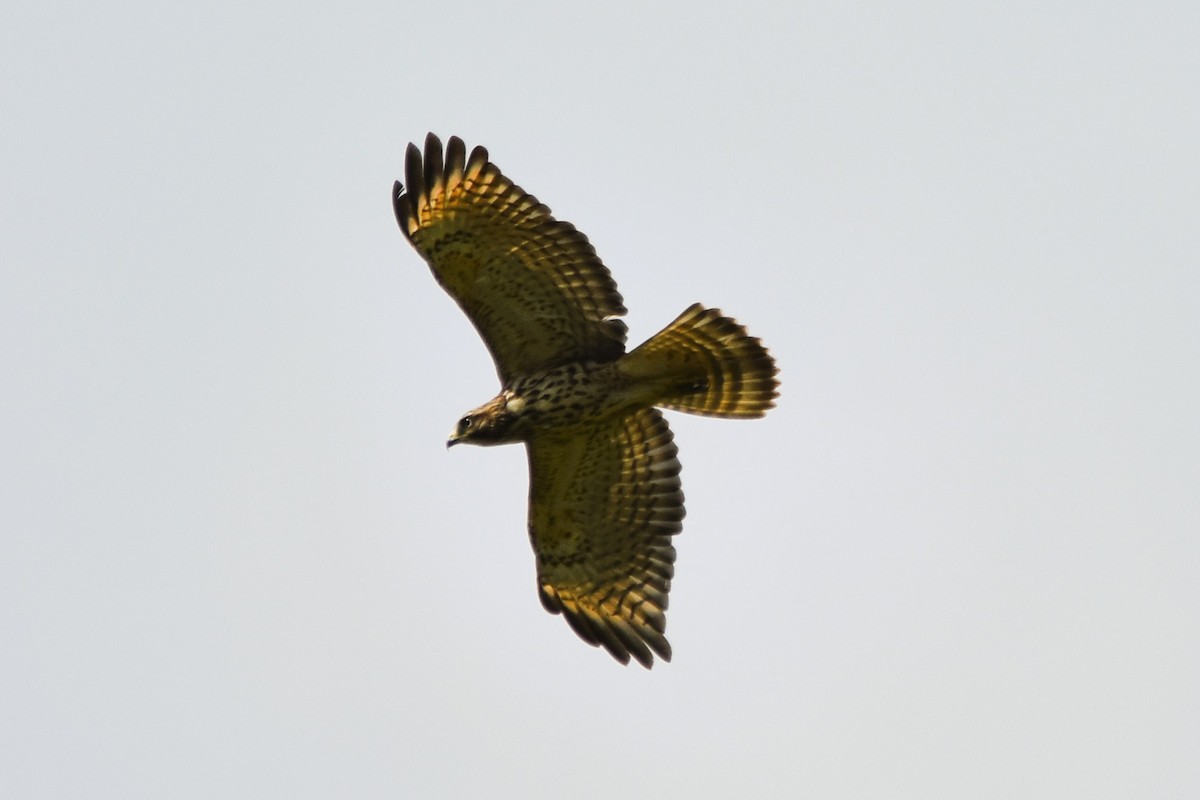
[{"xmin": 393, "ymin": 134, "xmax": 778, "ymax": 667}]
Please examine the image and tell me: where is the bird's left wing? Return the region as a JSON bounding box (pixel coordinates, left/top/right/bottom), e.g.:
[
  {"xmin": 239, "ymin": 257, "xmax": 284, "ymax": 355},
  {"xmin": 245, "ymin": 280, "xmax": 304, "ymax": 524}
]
[
  {"xmin": 394, "ymin": 134, "xmax": 628, "ymax": 382},
  {"xmin": 526, "ymin": 408, "xmax": 683, "ymax": 668}
]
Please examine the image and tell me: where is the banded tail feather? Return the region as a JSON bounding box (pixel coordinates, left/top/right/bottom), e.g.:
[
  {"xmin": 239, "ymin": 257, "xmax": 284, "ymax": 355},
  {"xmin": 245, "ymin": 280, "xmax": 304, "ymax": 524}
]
[{"xmin": 621, "ymin": 303, "xmax": 779, "ymax": 418}]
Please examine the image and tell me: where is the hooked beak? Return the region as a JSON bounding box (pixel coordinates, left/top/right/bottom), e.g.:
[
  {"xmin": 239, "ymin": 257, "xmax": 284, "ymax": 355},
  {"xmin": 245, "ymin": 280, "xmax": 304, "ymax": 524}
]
[{"xmin": 446, "ymin": 437, "xmax": 458, "ymax": 450}]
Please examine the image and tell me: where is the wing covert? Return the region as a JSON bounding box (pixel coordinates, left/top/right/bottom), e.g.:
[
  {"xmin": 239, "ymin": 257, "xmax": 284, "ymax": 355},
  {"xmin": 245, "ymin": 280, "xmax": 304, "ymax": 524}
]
[
  {"xmin": 394, "ymin": 134, "xmax": 628, "ymax": 382},
  {"xmin": 525, "ymin": 408, "xmax": 684, "ymax": 668}
]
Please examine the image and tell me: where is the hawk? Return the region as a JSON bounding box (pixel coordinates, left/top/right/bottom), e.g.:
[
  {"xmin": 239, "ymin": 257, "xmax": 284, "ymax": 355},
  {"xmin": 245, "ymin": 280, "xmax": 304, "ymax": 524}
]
[{"xmin": 393, "ymin": 134, "xmax": 778, "ymax": 667}]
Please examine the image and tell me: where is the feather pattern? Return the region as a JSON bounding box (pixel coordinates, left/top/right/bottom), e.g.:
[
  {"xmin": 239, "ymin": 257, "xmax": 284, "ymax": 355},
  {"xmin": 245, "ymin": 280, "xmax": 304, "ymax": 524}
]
[
  {"xmin": 394, "ymin": 134, "xmax": 627, "ymax": 383},
  {"xmin": 528, "ymin": 408, "xmax": 682, "ymax": 667}
]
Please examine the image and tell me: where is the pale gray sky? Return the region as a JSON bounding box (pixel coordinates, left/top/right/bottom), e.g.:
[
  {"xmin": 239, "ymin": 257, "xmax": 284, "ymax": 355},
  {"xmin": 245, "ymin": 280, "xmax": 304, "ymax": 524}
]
[{"xmin": 2, "ymin": 2, "xmax": 1197, "ymax": 798}]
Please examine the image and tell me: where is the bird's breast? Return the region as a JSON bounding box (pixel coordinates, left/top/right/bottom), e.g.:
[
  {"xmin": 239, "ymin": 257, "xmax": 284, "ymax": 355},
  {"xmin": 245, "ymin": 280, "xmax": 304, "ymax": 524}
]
[{"xmin": 508, "ymin": 362, "xmax": 632, "ymax": 434}]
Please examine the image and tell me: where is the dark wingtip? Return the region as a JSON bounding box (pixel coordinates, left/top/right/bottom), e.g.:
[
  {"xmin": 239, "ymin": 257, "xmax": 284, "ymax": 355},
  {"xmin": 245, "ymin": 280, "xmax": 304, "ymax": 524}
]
[
  {"xmin": 391, "ymin": 180, "xmax": 406, "ymax": 227},
  {"xmin": 404, "ymin": 141, "xmax": 423, "ymax": 196},
  {"xmin": 404, "ymin": 140, "xmax": 421, "ymax": 166},
  {"xmin": 423, "ymin": 133, "xmax": 444, "ymax": 199}
]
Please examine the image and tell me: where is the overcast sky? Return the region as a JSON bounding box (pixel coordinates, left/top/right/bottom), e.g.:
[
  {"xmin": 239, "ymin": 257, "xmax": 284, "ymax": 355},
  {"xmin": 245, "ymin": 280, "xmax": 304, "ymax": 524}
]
[{"xmin": 2, "ymin": 2, "xmax": 1197, "ymax": 798}]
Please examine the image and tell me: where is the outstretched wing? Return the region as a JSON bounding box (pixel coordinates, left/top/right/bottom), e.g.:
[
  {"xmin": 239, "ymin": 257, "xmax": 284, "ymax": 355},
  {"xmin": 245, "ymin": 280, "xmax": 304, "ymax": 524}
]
[
  {"xmin": 394, "ymin": 134, "xmax": 628, "ymax": 382},
  {"xmin": 526, "ymin": 408, "xmax": 684, "ymax": 668}
]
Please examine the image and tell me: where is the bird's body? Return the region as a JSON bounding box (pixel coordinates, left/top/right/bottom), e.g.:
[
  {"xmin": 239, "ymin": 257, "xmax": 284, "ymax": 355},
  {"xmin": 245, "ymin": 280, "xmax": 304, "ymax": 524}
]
[
  {"xmin": 394, "ymin": 134, "xmax": 778, "ymax": 667},
  {"xmin": 452, "ymin": 361, "xmax": 636, "ymax": 446}
]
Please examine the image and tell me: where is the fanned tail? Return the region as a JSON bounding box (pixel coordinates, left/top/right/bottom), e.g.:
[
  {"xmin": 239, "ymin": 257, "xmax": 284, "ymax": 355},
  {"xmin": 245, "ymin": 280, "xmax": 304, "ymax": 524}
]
[{"xmin": 619, "ymin": 303, "xmax": 779, "ymax": 418}]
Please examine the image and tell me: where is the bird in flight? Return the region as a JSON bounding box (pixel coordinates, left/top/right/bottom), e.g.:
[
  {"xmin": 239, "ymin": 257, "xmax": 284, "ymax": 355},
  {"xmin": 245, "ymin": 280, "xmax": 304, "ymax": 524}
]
[{"xmin": 393, "ymin": 134, "xmax": 778, "ymax": 667}]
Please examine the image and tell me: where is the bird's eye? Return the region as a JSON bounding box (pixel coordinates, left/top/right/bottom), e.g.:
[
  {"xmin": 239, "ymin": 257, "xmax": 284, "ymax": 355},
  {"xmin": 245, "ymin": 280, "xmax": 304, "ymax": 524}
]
[{"xmin": 457, "ymin": 416, "xmax": 472, "ymax": 434}]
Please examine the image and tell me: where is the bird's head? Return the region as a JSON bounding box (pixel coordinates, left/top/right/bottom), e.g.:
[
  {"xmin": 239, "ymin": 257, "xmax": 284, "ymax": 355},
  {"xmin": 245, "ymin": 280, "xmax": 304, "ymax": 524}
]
[{"xmin": 446, "ymin": 391, "xmax": 526, "ymax": 448}]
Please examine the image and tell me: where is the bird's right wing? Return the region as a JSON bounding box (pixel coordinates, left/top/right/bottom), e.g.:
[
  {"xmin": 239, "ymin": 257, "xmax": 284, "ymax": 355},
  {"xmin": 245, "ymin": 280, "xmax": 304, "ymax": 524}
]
[{"xmin": 525, "ymin": 408, "xmax": 683, "ymax": 668}]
